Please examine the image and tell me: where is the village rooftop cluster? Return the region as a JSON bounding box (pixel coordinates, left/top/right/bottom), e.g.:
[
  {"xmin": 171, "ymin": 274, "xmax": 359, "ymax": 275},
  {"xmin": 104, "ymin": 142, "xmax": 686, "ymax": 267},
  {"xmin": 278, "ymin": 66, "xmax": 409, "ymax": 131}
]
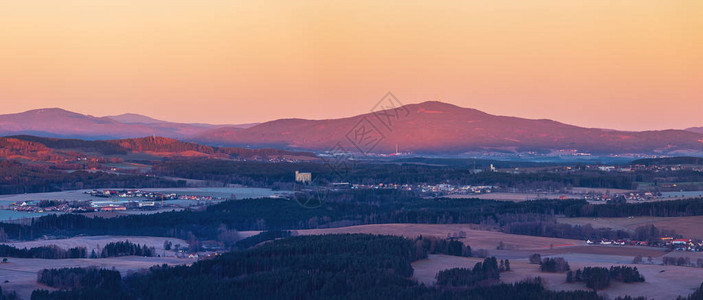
[
  {"xmin": 3, "ymin": 189, "xmax": 229, "ymax": 214},
  {"xmin": 588, "ymin": 237, "xmax": 703, "ymax": 252}
]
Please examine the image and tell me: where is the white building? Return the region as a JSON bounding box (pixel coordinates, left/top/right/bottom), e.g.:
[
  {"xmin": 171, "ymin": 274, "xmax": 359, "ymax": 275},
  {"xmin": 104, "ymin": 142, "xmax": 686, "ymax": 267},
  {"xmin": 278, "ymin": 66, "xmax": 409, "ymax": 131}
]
[{"xmin": 295, "ymin": 171, "xmax": 312, "ymax": 184}]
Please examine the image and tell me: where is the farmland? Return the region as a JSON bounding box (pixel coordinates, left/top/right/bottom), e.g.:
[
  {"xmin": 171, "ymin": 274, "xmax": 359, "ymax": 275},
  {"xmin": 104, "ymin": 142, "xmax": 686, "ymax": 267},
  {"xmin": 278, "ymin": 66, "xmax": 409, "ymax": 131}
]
[
  {"xmin": 412, "ymin": 254, "xmax": 703, "ymax": 300},
  {"xmin": 0, "ymin": 256, "xmax": 195, "ymax": 299},
  {"xmin": 557, "ymin": 216, "xmax": 703, "ymax": 239}
]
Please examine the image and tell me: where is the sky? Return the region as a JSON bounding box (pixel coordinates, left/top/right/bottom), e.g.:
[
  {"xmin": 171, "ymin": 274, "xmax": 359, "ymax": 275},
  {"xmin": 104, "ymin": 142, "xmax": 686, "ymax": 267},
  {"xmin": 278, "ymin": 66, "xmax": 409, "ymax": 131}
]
[{"xmin": 0, "ymin": 1, "xmax": 701, "ymax": 131}]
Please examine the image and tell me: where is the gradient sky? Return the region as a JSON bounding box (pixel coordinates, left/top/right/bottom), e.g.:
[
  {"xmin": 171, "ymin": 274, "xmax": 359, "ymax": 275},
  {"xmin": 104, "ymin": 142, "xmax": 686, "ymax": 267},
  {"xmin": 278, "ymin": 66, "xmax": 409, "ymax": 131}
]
[{"xmin": 1, "ymin": 1, "xmax": 701, "ymax": 130}]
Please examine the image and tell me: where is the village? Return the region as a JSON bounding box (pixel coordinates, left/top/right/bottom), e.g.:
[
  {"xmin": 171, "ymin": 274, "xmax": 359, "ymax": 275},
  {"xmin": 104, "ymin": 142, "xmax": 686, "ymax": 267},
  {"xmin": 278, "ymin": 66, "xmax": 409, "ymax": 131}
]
[
  {"xmin": 587, "ymin": 236, "xmax": 703, "ymax": 252},
  {"xmin": 350, "ymin": 183, "xmax": 497, "ymax": 196},
  {"xmin": 3, "ymin": 189, "xmax": 230, "ymax": 214}
]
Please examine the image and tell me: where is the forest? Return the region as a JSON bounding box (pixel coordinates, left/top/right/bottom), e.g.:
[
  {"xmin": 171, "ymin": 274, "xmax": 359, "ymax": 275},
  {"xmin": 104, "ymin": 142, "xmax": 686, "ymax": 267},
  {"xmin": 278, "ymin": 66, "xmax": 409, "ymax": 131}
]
[
  {"xmin": 0, "ymin": 244, "xmax": 86, "ymax": 259},
  {"xmin": 98, "ymin": 240, "xmax": 155, "ymax": 258},
  {"xmin": 36, "ymin": 267, "xmax": 122, "ymax": 291},
  {"xmin": 0, "ymin": 286, "xmax": 18, "ymax": 300},
  {"xmin": 566, "ymin": 266, "xmax": 645, "ymax": 291},
  {"xmin": 30, "ymin": 234, "xmax": 606, "ymax": 300},
  {"xmin": 435, "ymin": 257, "xmax": 506, "ymax": 287},
  {"xmin": 0, "ymin": 161, "xmax": 184, "ymax": 195}
]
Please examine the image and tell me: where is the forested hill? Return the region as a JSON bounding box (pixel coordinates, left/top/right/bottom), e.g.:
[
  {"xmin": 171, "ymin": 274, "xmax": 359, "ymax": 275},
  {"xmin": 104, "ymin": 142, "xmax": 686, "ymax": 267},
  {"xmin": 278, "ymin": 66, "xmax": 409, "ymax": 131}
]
[
  {"xmin": 2, "ymin": 135, "xmax": 317, "ymax": 161},
  {"xmin": 31, "ymin": 234, "xmax": 603, "ymax": 300}
]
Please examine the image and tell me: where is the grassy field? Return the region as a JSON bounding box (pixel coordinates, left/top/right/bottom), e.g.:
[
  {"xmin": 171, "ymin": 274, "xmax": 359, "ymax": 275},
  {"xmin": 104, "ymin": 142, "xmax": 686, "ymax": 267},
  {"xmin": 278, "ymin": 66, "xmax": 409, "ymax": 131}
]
[
  {"xmin": 557, "ymin": 216, "xmax": 703, "ymax": 239},
  {"xmin": 294, "ymin": 224, "xmax": 583, "ymax": 251},
  {"xmin": 294, "ymin": 223, "xmax": 702, "ymax": 299},
  {"xmin": 0, "ymin": 256, "xmax": 194, "ymax": 299},
  {"xmin": 1, "ymin": 235, "xmax": 189, "ymax": 257},
  {"xmin": 412, "ymin": 254, "xmax": 703, "ymax": 300}
]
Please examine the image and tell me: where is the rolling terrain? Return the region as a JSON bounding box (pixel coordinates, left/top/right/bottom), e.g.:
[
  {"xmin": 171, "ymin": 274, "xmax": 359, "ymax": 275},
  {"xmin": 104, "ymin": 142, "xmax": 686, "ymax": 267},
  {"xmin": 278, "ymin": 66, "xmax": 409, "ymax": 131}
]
[
  {"xmin": 0, "ymin": 108, "xmax": 239, "ymax": 139},
  {"xmin": 0, "ymin": 135, "xmax": 317, "ymax": 163},
  {"xmin": 195, "ymin": 101, "xmax": 703, "ymax": 155},
  {"xmin": 3, "ymin": 104, "xmax": 703, "ymax": 157}
]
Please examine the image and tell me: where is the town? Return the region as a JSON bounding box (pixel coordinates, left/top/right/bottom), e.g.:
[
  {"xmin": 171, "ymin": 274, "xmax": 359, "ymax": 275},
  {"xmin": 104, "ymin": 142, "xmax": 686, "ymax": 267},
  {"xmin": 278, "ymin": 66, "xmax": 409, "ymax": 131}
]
[{"xmin": 3, "ymin": 189, "xmax": 231, "ymax": 215}]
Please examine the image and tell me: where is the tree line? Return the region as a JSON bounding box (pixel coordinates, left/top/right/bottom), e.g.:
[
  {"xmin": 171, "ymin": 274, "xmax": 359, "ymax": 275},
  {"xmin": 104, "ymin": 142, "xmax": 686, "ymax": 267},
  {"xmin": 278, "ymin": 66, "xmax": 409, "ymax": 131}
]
[
  {"xmin": 98, "ymin": 240, "xmax": 155, "ymax": 258},
  {"xmin": 435, "ymin": 257, "xmax": 507, "ymax": 287},
  {"xmin": 0, "ymin": 160, "xmax": 184, "ymax": 195},
  {"xmin": 0, "ymin": 244, "xmax": 86, "ymax": 259},
  {"xmin": 31, "ymin": 234, "xmax": 606, "ymax": 300},
  {"xmin": 567, "ymin": 266, "xmax": 645, "ymax": 291}
]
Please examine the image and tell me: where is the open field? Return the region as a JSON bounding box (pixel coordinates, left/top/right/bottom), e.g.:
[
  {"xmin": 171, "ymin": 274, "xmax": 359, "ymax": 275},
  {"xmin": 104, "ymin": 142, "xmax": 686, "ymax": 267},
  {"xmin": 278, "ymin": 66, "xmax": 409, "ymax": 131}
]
[
  {"xmin": 0, "ymin": 256, "xmax": 194, "ymax": 299},
  {"xmin": 558, "ymin": 216, "xmax": 703, "ymax": 239},
  {"xmin": 294, "ymin": 224, "xmax": 583, "ymax": 250},
  {"xmin": 539, "ymin": 245, "xmax": 667, "ymax": 258},
  {"xmin": 1, "ymin": 236, "xmax": 189, "ymax": 257},
  {"xmin": 295, "ymin": 224, "xmax": 698, "ymax": 298},
  {"xmin": 412, "ymin": 254, "xmax": 703, "ymax": 300}
]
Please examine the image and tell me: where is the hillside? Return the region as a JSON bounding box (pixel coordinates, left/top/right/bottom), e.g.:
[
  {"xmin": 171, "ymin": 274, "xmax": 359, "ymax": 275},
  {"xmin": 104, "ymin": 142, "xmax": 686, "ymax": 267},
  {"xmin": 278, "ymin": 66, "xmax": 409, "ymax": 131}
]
[
  {"xmin": 3, "ymin": 105, "xmax": 702, "ymax": 156},
  {"xmin": 0, "ymin": 108, "xmax": 229, "ymax": 139},
  {"xmin": 194, "ymin": 101, "xmax": 703, "ymax": 155},
  {"xmin": 1, "ymin": 136, "xmax": 317, "ymax": 162}
]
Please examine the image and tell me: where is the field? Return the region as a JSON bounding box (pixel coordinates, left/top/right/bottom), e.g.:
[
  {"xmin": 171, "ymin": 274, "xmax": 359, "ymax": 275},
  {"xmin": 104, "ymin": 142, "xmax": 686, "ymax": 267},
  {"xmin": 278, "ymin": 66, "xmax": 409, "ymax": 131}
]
[
  {"xmin": 1, "ymin": 235, "xmax": 189, "ymax": 257},
  {"xmin": 293, "ymin": 223, "xmax": 703, "ymax": 299},
  {"xmin": 412, "ymin": 254, "xmax": 703, "ymax": 300},
  {"xmin": 558, "ymin": 216, "xmax": 703, "ymax": 239},
  {"xmin": 294, "ymin": 223, "xmax": 583, "ymax": 250},
  {"xmin": 0, "ymin": 256, "xmax": 195, "ymax": 299}
]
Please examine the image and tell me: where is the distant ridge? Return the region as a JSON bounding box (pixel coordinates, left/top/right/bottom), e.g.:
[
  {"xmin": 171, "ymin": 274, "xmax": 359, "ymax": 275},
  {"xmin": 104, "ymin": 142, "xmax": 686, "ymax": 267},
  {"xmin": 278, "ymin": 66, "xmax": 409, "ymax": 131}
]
[
  {"xmin": 107, "ymin": 113, "xmax": 169, "ymax": 125},
  {"xmin": 0, "ymin": 108, "xmax": 249, "ymax": 140},
  {"xmin": 2, "ymin": 104, "xmax": 702, "ymax": 156},
  {"xmin": 107, "ymin": 113, "xmax": 258, "ymax": 129},
  {"xmin": 193, "ymin": 101, "xmax": 703, "ymax": 156},
  {"xmin": 1, "ymin": 135, "xmax": 317, "ymax": 161}
]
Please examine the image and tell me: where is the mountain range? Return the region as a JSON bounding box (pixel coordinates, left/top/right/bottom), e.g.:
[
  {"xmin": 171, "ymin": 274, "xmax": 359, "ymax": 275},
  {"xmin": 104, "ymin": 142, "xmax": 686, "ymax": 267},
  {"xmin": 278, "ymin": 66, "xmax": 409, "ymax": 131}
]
[
  {"xmin": 1, "ymin": 103, "xmax": 702, "ymax": 156},
  {"xmin": 0, "ymin": 108, "xmax": 255, "ymax": 140}
]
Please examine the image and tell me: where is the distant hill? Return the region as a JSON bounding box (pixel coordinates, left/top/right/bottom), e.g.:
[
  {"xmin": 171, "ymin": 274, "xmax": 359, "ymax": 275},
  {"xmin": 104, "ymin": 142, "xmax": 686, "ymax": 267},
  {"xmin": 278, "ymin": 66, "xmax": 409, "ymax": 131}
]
[
  {"xmin": 3, "ymin": 105, "xmax": 703, "ymax": 157},
  {"xmin": 107, "ymin": 113, "xmax": 258, "ymax": 129},
  {"xmin": 2, "ymin": 135, "xmax": 317, "ymax": 162},
  {"xmin": 0, "ymin": 108, "xmax": 247, "ymax": 140},
  {"xmin": 194, "ymin": 101, "xmax": 703, "ymax": 156},
  {"xmin": 107, "ymin": 113, "xmax": 171, "ymax": 125}
]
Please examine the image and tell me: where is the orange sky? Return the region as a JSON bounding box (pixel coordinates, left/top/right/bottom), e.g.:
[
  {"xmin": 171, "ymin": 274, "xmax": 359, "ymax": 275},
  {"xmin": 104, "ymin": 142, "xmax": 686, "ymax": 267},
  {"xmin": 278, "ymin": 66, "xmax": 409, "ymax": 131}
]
[{"xmin": 0, "ymin": 1, "xmax": 701, "ymax": 130}]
